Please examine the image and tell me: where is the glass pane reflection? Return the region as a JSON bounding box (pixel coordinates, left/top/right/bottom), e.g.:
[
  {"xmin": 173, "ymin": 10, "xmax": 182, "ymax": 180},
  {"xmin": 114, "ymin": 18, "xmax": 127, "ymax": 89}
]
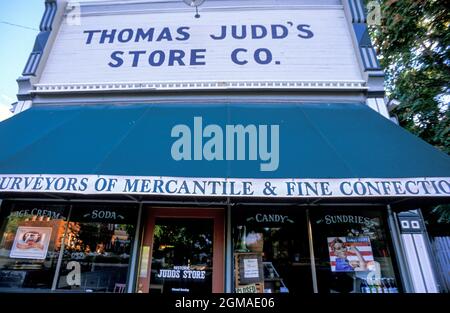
[
  {"xmin": 0, "ymin": 203, "xmax": 68, "ymax": 290},
  {"xmin": 56, "ymin": 206, "xmax": 136, "ymax": 292},
  {"xmin": 150, "ymin": 218, "xmax": 213, "ymax": 293}
]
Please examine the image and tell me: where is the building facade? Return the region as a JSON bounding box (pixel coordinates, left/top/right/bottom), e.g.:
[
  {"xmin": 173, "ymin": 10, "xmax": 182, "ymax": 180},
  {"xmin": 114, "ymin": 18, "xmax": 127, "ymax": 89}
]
[{"xmin": 0, "ymin": 0, "xmax": 449, "ymax": 293}]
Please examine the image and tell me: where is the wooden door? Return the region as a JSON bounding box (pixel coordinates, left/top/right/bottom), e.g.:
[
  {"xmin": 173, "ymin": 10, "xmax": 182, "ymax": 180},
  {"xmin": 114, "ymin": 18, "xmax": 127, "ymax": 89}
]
[{"xmin": 137, "ymin": 207, "xmax": 225, "ymax": 293}]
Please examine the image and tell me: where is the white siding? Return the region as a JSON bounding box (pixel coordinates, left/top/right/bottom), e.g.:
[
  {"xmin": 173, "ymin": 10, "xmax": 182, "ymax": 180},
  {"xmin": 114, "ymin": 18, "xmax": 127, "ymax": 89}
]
[{"xmin": 39, "ymin": 8, "xmax": 363, "ymax": 88}]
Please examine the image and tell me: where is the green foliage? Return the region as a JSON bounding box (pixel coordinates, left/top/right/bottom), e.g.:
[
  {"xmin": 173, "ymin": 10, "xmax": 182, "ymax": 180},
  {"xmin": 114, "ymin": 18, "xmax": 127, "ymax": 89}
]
[
  {"xmin": 5, "ymin": 215, "xmax": 21, "ymax": 233},
  {"xmin": 368, "ymin": 1, "xmax": 449, "ymax": 226},
  {"xmin": 370, "ymin": 0, "xmax": 450, "ymax": 154},
  {"xmin": 431, "ymin": 204, "xmax": 450, "ymax": 224}
]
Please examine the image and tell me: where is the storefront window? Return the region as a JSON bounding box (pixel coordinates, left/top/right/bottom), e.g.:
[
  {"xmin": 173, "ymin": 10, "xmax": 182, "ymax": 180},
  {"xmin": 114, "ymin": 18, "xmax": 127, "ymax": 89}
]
[
  {"xmin": 232, "ymin": 208, "xmax": 312, "ymax": 294},
  {"xmin": 0, "ymin": 202, "xmax": 138, "ymax": 292},
  {"xmin": 56, "ymin": 205, "xmax": 137, "ymax": 292},
  {"xmin": 310, "ymin": 207, "xmax": 401, "ymax": 293},
  {"xmin": 150, "ymin": 218, "xmax": 213, "ymax": 293},
  {"xmin": 0, "ymin": 202, "xmax": 69, "ymax": 291}
]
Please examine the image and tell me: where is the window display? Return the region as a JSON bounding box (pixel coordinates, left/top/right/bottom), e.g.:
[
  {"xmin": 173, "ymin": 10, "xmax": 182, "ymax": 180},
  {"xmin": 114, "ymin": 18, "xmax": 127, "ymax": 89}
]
[
  {"xmin": 327, "ymin": 236, "xmax": 373, "ymax": 272},
  {"xmin": 0, "ymin": 202, "xmax": 69, "ymax": 290},
  {"xmin": 56, "ymin": 205, "xmax": 137, "ymax": 292},
  {"xmin": 0, "ymin": 201, "xmax": 403, "ymax": 294},
  {"xmin": 234, "ymin": 252, "xmax": 264, "ymax": 293},
  {"xmin": 10, "ymin": 226, "xmax": 53, "ymax": 260},
  {"xmin": 232, "ymin": 208, "xmax": 312, "ymax": 294},
  {"xmin": 310, "ymin": 208, "xmax": 401, "ymax": 293},
  {"xmin": 0, "ymin": 202, "xmax": 137, "ymax": 292}
]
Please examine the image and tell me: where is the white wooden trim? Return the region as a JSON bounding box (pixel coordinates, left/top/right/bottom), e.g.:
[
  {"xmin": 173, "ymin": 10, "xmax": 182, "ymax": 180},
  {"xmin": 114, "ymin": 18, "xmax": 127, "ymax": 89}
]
[
  {"xmin": 403, "ymin": 234, "xmax": 427, "ymax": 292},
  {"xmin": 413, "ymin": 234, "xmax": 439, "ymax": 293},
  {"xmin": 33, "ymin": 80, "xmax": 367, "ymax": 93},
  {"xmin": 71, "ymin": 2, "xmax": 344, "ymax": 17}
]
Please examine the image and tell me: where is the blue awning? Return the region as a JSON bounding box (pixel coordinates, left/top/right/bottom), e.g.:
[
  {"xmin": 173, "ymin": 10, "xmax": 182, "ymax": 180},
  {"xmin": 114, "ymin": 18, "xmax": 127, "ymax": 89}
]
[{"xmin": 0, "ymin": 103, "xmax": 449, "ymax": 200}]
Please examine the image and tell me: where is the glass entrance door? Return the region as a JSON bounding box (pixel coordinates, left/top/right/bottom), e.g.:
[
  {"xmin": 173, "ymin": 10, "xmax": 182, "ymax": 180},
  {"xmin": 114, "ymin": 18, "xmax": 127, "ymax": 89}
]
[
  {"xmin": 138, "ymin": 208, "xmax": 224, "ymax": 293},
  {"xmin": 150, "ymin": 218, "xmax": 213, "ymax": 293}
]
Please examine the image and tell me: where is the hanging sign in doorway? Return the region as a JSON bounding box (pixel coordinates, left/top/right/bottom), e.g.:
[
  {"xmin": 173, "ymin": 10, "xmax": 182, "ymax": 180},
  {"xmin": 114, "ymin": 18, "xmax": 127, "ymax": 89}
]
[{"xmin": 156, "ymin": 266, "xmax": 206, "ymax": 280}]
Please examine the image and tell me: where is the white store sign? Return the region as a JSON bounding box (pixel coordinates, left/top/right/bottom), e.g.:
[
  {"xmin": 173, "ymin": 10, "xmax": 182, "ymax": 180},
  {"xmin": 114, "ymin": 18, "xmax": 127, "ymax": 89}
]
[
  {"xmin": 0, "ymin": 175, "xmax": 449, "ymax": 198},
  {"xmin": 38, "ymin": 8, "xmax": 363, "ymax": 89}
]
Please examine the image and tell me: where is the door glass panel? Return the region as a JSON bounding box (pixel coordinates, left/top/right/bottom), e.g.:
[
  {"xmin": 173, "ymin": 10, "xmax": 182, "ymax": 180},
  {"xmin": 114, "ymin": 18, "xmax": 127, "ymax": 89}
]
[{"xmin": 150, "ymin": 218, "xmax": 213, "ymax": 293}]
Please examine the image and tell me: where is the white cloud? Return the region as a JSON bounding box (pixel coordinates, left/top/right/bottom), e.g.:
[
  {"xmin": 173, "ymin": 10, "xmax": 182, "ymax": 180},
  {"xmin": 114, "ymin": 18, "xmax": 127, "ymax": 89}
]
[
  {"xmin": 0, "ymin": 104, "xmax": 13, "ymax": 122},
  {"xmin": 0, "ymin": 94, "xmax": 14, "ymax": 122},
  {"xmin": 0, "ymin": 94, "xmax": 13, "ymax": 104}
]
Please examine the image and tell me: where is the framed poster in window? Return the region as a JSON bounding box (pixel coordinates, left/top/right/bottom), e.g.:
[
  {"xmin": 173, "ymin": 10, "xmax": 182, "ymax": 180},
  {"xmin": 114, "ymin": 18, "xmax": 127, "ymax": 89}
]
[
  {"xmin": 236, "ymin": 252, "xmax": 264, "ymax": 285},
  {"xmin": 10, "ymin": 226, "xmax": 52, "ymax": 260}
]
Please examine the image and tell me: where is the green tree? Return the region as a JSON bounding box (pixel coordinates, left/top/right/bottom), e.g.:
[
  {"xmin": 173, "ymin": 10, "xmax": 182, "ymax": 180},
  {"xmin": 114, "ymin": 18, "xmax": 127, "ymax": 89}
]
[
  {"xmin": 369, "ymin": 0, "xmax": 450, "ymax": 227},
  {"xmin": 370, "ymin": 0, "xmax": 449, "ymax": 153}
]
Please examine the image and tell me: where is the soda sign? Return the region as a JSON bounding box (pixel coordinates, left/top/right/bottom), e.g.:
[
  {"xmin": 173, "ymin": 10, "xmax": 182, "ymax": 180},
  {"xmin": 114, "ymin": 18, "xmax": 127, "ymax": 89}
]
[{"xmin": 83, "ymin": 210, "xmax": 125, "ymax": 220}]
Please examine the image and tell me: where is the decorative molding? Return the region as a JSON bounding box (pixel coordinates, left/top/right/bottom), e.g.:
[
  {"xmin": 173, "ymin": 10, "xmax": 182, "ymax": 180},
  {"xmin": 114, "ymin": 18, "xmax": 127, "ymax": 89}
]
[
  {"xmin": 348, "ymin": 0, "xmax": 366, "ymax": 23},
  {"xmin": 40, "ymin": 0, "xmax": 57, "ymax": 32},
  {"xmin": 359, "ymin": 45, "xmax": 381, "ymax": 71},
  {"xmin": 22, "ymin": 0, "xmax": 57, "ymax": 77},
  {"xmin": 22, "ymin": 52, "xmax": 42, "ymax": 76},
  {"xmin": 73, "ymin": 0, "xmax": 343, "ymax": 16},
  {"xmin": 33, "ymin": 80, "xmax": 367, "ymax": 93},
  {"xmin": 76, "ymin": 5, "xmax": 344, "ymax": 17},
  {"xmin": 16, "ymin": 77, "xmax": 33, "ymax": 101},
  {"xmin": 345, "ymin": 0, "xmax": 382, "ymax": 72},
  {"xmin": 343, "ymin": 0, "xmax": 384, "ymax": 97}
]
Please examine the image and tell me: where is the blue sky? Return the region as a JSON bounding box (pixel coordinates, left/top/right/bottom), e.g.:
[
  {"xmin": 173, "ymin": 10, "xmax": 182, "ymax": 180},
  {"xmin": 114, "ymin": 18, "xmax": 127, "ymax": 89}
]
[{"xmin": 0, "ymin": 0, "xmax": 43, "ymax": 121}]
